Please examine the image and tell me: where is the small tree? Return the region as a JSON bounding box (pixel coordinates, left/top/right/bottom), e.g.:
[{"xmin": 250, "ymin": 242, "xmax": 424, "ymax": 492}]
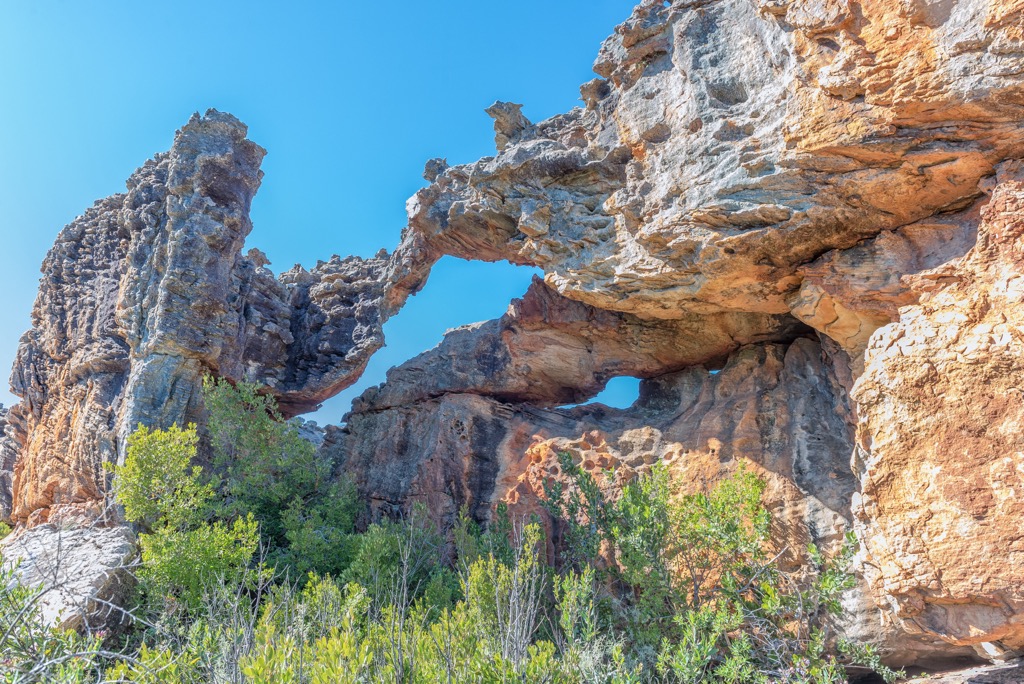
[
  {"xmin": 111, "ymin": 424, "xmax": 258, "ymax": 613},
  {"xmin": 202, "ymin": 378, "xmax": 359, "ymax": 580}
]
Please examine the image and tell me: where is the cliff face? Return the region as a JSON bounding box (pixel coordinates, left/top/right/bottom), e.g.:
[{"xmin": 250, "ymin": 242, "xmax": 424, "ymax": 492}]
[
  {"xmin": 853, "ymin": 164, "xmax": 1024, "ymax": 655},
  {"xmin": 4, "ymin": 0, "xmax": 1024, "ymax": 668},
  {"xmin": 0, "ymin": 406, "xmax": 16, "ymax": 522}
]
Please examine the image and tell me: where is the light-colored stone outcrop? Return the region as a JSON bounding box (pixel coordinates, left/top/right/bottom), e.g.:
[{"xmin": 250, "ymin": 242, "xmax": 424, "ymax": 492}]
[
  {"xmin": 1, "ymin": 524, "xmax": 135, "ymax": 631},
  {"xmin": 406, "ymin": 0, "xmax": 1023, "ymax": 327}
]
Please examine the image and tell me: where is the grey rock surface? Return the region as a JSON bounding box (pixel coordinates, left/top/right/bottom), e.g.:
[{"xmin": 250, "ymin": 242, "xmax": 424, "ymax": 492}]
[
  {"xmin": 6, "ymin": 110, "xmax": 434, "ymax": 526},
  {"xmin": 0, "ymin": 524, "xmax": 135, "ymax": 631},
  {"xmin": 3, "ymin": 0, "xmax": 1023, "ymax": 666},
  {"xmin": 0, "ymin": 406, "xmax": 16, "ymax": 523}
]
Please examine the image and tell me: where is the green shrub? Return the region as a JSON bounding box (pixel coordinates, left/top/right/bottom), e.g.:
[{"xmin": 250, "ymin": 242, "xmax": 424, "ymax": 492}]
[
  {"xmin": 35, "ymin": 402, "xmax": 906, "ymax": 684},
  {"xmin": 0, "ymin": 564, "xmax": 103, "ymax": 683},
  {"xmin": 544, "ymin": 454, "xmax": 903, "ymax": 683},
  {"xmin": 343, "ymin": 504, "xmax": 459, "ymax": 617},
  {"xmin": 202, "ymin": 377, "xmax": 359, "ymax": 580},
  {"xmin": 113, "ymin": 424, "xmax": 212, "ymax": 531},
  {"xmin": 111, "ymin": 423, "xmax": 258, "ymax": 613}
]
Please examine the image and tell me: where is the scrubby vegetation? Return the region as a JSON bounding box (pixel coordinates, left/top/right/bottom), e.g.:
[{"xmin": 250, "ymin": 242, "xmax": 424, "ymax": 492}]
[{"xmin": 0, "ymin": 380, "xmax": 902, "ymax": 683}]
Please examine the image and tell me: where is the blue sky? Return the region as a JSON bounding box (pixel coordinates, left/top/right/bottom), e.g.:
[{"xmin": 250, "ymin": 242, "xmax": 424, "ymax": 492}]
[{"xmin": 0, "ymin": 0, "xmax": 640, "ymax": 421}]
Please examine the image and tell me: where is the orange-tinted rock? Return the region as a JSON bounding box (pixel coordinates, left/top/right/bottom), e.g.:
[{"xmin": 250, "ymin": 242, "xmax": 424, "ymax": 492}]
[
  {"xmin": 407, "ymin": 0, "xmax": 1024, "ymax": 323},
  {"xmin": 6, "ymin": 0, "xmax": 1024, "ymax": 665},
  {"xmin": 6, "ymin": 111, "xmax": 435, "ymax": 526},
  {"xmin": 852, "ymin": 166, "xmax": 1024, "ymax": 658},
  {"xmin": 326, "ymin": 335, "xmax": 972, "ymax": 666}
]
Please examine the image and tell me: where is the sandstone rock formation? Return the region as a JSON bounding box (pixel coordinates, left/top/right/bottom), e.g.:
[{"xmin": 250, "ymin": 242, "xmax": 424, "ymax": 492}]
[
  {"xmin": 3, "ymin": 0, "xmax": 1024, "ymax": 672},
  {"xmin": 0, "ymin": 406, "xmax": 18, "ymax": 523},
  {"xmin": 6, "ymin": 110, "xmax": 434, "ymax": 527},
  {"xmin": 905, "ymin": 660, "xmax": 1024, "ymax": 684},
  {"xmin": 322, "ymin": 309, "xmax": 970, "ymax": 666},
  {"xmin": 852, "ymin": 164, "xmax": 1024, "ymax": 658},
  {"xmin": 407, "ymin": 0, "xmax": 1024, "ymax": 332}
]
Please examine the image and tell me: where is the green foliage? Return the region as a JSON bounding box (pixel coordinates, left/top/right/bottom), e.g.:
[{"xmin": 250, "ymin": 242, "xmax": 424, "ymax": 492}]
[
  {"xmin": 238, "ymin": 523, "xmax": 588, "ymax": 684},
  {"xmin": 15, "ymin": 413, "xmax": 903, "ymax": 683},
  {"xmin": 555, "ymin": 566, "xmax": 597, "ymax": 648},
  {"xmin": 452, "ymin": 502, "xmax": 516, "ymax": 571},
  {"xmin": 0, "ymin": 521, "xmax": 12, "ymax": 539},
  {"xmin": 342, "ymin": 503, "xmax": 458, "ymax": 616},
  {"xmin": 112, "ymin": 424, "xmax": 212, "ymax": 530},
  {"xmin": 104, "ymin": 644, "xmax": 200, "ymax": 684},
  {"xmin": 462, "ymin": 522, "xmax": 547, "ymax": 670},
  {"xmin": 136, "ymin": 515, "xmax": 259, "ymax": 614},
  {"xmin": 542, "ymin": 453, "xmax": 611, "ymax": 571},
  {"xmin": 111, "ymin": 423, "xmax": 257, "ymax": 613},
  {"xmin": 544, "ymin": 453, "xmax": 905, "ymax": 683},
  {"xmin": 203, "ymin": 377, "xmax": 359, "ymax": 579}
]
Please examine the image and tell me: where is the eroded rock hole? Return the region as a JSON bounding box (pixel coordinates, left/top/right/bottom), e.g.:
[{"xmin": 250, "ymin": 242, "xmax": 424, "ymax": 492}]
[
  {"xmin": 314, "ymin": 257, "xmax": 540, "ymax": 420},
  {"xmin": 559, "ymin": 375, "xmax": 642, "ymax": 410}
]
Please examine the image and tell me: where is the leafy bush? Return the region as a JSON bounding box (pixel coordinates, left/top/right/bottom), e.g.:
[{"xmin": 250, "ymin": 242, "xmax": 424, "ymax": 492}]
[
  {"xmin": 111, "ymin": 423, "xmax": 258, "ymax": 613},
  {"xmin": 0, "ymin": 564, "xmax": 104, "ymax": 682},
  {"xmin": 543, "ymin": 452, "xmax": 903, "ymax": 683},
  {"xmin": 342, "ymin": 504, "xmax": 459, "ymax": 617},
  {"xmin": 202, "ymin": 378, "xmax": 359, "ymax": 580},
  {"xmin": 10, "ymin": 388, "xmax": 902, "ymax": 683}
]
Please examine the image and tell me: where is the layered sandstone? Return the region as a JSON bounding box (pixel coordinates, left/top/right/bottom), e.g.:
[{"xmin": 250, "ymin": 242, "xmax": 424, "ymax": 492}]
[
  {"xmin": 407, "ymin": 0, "xmax": 1024, "ymax": 330},
  {"xmin": 6, "ymin": 111, "xmax": 434, "ymax": 526},
  {"xmin": 0, "ymin": 406, "xmax": 17, "ymax": 523}
]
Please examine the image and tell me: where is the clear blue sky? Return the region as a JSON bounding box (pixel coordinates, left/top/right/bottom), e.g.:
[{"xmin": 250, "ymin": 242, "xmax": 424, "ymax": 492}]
[{"xmin": 0, "ymin": 0, "xmax": 640, "ymax": 422}]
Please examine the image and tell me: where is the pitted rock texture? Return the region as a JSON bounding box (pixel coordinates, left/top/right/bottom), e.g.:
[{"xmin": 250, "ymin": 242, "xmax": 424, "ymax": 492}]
[
  {"xmin": 852, "ymin": 168, "xmax": 1024, "ymax": 656},
  {"xmin": 353, "ymin": 277, "xmax": 806, "ymax": 411},
  {"xmin": 327, "ymin": 338, "xmax": 857, "ymax": 547},
  {"xmin": 7, "ymin": 110, "xmax": 433, "ymax": 526},
  {"xmin": 326, "ymin": 335, "xmax": 971, "ymax": 666},
  {"xmin": 406, "ymin": 0, "xmax": 1024, "ymax": 331}
]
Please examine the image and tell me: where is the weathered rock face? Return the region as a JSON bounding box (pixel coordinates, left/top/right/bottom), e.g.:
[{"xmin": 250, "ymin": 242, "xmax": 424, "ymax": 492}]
[
  {"xmin": 333, "ymin": 333, "xmax": 854, "ymax": 546},
  {"xmin": 788, "ymin": 206, "xmax": 980, "ymax": 366},
  {"xmin": 354, "ymin": 277, "xmax": 805, "ymax": 411},
  {"xmin": 905, "ymin": 660, "xmax": 1024, "ymax": 684},
  {"xmin": 0, "ymin": 524, "xmax": 135, "ymax": 631},
  {"xmin": 5, "ymin": 0, "xmax": 1024, "ymax": 670},
  {"xmin": 7, "ymin": 111, "xmax": 434, "ymax": 526},
  {"xmin": 321, "ymin": 0, "xmax": 1022, "ymax": 667},
  {"xmin": 852, "ymin": 165, "xmax": 1024, "ymax": 658},
  {"xmin": 406, "ymin": 0, "xmax": 1024, "ymax": 329},
  {"xmin": 326, "ymin": 331, "xmax": 971, "ymax": 666},
  {"xmin": 0, "ymin": 406, "xmax": 17, "ymax": 523}
]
